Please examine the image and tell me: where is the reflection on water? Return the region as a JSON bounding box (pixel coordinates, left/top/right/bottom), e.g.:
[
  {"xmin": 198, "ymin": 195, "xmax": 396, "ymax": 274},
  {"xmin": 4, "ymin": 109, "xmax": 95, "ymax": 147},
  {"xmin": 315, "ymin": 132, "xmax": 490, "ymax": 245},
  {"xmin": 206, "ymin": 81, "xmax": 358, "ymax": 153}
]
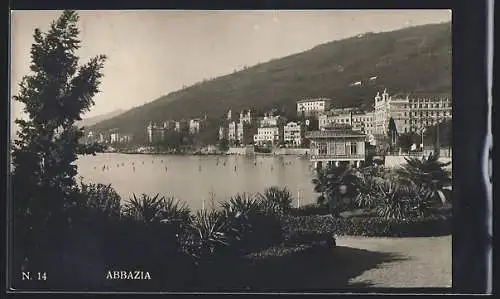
[{"xmin": 77, "ymin": 153, "xmax": 318, "ymax": 210}]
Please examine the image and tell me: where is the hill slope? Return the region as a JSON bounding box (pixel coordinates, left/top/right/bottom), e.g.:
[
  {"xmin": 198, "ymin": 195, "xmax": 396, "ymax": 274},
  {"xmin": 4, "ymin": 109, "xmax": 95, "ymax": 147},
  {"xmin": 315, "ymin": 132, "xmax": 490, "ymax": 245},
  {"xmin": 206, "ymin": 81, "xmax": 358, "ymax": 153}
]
[
  {"xmin": 91, "ymin": 22, "xmax": 451, "ymax": 139},
  {"xmin": 78, "ymin": 109, "xmax": 125, "ymax": 128}
]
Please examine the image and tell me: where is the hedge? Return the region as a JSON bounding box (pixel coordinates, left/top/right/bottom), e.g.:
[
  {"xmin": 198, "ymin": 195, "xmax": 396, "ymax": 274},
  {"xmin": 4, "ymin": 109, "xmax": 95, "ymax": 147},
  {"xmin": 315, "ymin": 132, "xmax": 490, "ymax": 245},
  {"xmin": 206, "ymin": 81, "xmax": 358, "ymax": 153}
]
[{"xmin": 282, "ymin": 214, "xmax": 451, "ymax": 238}]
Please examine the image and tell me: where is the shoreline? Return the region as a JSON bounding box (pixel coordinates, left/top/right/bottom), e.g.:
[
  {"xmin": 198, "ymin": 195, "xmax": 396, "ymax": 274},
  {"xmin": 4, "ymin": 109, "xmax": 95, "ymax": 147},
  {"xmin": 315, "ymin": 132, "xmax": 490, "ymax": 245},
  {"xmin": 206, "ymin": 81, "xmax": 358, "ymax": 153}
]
[{"xmin": 104, "ymin": 151, "xmax": 311, "ymax": 157}]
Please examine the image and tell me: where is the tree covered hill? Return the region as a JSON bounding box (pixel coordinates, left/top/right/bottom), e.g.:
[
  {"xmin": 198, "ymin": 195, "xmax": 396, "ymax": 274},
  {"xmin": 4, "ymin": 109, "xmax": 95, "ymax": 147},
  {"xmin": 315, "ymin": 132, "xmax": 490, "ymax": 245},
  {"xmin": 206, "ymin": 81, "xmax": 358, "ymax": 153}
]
[{"xmin": 90, "ymin": 22, "xmax": 451, "ymax": 139}]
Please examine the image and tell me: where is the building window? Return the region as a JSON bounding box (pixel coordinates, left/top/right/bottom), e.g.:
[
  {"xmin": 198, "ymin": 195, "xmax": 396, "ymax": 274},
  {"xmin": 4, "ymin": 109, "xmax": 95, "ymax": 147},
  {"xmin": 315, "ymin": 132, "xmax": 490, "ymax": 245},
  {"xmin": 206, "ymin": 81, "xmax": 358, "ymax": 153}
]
[
  {"xmin": 350, "ymin": 142, "xmax": 357, "ymax": 155},
  {"xmin": 318, "ymin": 142, "xmax": 327, "ymax": 155},
  {"xmin": 335, "ymin": 142, "xmax": 346, "ymax": 155}
]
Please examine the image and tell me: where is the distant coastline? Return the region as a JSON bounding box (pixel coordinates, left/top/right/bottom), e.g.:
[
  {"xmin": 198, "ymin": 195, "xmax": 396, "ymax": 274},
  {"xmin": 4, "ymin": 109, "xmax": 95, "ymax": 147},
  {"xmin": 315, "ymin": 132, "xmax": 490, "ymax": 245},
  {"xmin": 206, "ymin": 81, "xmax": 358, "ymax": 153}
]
[{"xmin": 104, "ymin": 147, "xmax": 311, "ymax": 157}]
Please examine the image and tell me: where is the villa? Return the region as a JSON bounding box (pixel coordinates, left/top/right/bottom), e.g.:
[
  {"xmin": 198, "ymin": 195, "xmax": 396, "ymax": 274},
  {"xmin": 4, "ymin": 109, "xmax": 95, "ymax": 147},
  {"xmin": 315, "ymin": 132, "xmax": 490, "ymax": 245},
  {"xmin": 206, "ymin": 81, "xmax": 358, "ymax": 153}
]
[{"xmin": 306, "ymin": 124, "xmax": 366, "ymax": 169}]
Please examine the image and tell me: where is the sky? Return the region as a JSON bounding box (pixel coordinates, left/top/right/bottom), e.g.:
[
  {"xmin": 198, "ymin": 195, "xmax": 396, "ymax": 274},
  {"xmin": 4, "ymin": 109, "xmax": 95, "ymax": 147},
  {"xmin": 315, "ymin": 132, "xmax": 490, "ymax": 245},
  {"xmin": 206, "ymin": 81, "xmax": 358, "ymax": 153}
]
[{"xmin": 10, "ymin": 9, "xmax": 451, "ymax": 126}]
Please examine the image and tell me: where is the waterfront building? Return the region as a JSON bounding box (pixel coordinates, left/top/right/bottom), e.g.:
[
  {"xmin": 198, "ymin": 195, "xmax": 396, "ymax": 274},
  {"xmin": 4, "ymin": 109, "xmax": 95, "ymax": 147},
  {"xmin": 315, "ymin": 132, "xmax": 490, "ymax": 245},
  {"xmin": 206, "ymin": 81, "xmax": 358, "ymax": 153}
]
[
  {"xmin": 296, "ymin": 98, "xmax": 333, "ymax": 118},
  {"xmin": 174, "ymin": 120, "xmax": 189, "ymax": 133},
  {"xmin": 317, "ymin": 89, "xmax": 452, "ymax": 140},
  {"xmin": 189, "ymin": 118, "xmax": 203, "ymax": 134},
  {"xmin": 162, "ymin": 120, "xmax": 176, "ymax": 130},
  {"xmin": 98, "ymin": 133, "xmax": 106, "ymax": 143},
  {"xmin": 319, "ymin": 111, "xmax": 376, "ymax": 135},
  {"xmin": 306, "ymin": 124, "xmax": 366, "ymax": 169},
  {"xmin": 259, "ymin": 113, "xmax": 285, "ymax": 127},
  {"xmin": 329, "ymin": 107, "xmax": 358, "ymax": 115},
  {"xmin": 147, "ymin": 122, "xmax": 166, "ymax": 143},
  {"xmin": 372, "ymin": 89, "xmax": 452, "ymax": 136},
  {"xmin": 254, "ymin": 126, "xmax": 283, "ymax": 146},
  {"xmin": 218, "ymin": 126, "xmax": 227, "ymax": 140},
  {"xmin": 237, "ymin": 121, "xmax": 257, "ymax": 145},
  {"xmin": 119, "ymin": 134, "xmax": 132, "ymax": 143},
  {"xmin": 284, "ymin": 121, "xmax": 305, "ymax": 147},
  {"xmin": 239, "ymin": 110, "xmax": 253, "ymax": 124},
  {"xmin": 110, "ymin": 132, "xmax": 119, "ymax": 143},
  {"xmin": 228, "ymin": 121, "xmax": 238, "ymax": 143}
]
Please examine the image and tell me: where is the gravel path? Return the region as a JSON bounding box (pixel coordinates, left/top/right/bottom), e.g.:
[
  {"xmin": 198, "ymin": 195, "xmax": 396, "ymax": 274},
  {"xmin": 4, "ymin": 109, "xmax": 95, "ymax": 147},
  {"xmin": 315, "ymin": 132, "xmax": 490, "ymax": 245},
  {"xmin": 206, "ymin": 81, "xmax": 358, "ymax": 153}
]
[{"xmin": 335, "ymin": 235, "xmax": 452, "ymax": 288}]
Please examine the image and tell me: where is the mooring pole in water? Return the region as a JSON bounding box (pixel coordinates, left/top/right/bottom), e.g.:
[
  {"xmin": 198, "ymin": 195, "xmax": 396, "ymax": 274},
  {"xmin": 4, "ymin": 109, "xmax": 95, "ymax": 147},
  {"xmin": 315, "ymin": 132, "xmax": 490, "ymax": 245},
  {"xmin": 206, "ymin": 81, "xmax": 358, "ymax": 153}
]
[
  {"xmin": 202, "ymin": 198, "xmax": 205, "ymax": 211},
  {"xmin": 297, "ymin": 190, "xmax": 301, "ymax": 208}
]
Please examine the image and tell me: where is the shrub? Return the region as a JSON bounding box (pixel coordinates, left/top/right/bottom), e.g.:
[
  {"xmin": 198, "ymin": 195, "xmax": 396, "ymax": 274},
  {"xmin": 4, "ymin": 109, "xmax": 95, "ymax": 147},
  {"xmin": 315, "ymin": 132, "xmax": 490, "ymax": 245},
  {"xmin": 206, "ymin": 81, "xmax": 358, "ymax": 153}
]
[
  {"xmin": 221, "ymin": 193, "xmax": 284, "ymax": 252},
  {"xmin": 290, "ymin": 203, "xmax": 329, "ymax": 216},
  {"xmin": 258, "ymin": 186, "xmax": 293, "ymax": 214},
  {"xmin": 77, "ymin": 182, "xmax": 121, "ymax": 220},
  {"xmin": 281, "ymin": 214, "xmax": 451, "ymax": 238}
]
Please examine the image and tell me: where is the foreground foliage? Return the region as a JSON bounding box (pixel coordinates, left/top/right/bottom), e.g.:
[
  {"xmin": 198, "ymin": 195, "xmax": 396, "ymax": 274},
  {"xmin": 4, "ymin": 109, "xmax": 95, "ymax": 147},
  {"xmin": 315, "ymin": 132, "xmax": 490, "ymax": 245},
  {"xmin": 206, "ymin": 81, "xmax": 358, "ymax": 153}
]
[
  {"xmin": 10, "ymin": 10, "xmax": 107, "ymax": 286},
  {"xmin": 396, "ymin": 152, "xmax": 452, "ymax": 204}
]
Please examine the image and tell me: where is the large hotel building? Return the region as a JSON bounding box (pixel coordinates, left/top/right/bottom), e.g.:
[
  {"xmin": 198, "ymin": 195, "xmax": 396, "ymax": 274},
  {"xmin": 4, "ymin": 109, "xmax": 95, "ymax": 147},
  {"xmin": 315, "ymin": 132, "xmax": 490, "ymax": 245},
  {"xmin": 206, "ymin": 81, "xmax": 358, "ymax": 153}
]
[{"xmin": 318, "ymin": 89, "xmax": 452, "ymax": 137}]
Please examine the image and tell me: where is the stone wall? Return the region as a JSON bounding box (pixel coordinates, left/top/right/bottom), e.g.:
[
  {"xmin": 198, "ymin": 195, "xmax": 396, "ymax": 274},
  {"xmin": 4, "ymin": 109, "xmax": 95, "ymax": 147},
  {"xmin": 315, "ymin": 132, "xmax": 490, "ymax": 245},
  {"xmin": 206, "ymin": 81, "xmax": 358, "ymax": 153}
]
[{"xmin": 272, "ymin": 148, "xmax": 310, "ymax": 156}]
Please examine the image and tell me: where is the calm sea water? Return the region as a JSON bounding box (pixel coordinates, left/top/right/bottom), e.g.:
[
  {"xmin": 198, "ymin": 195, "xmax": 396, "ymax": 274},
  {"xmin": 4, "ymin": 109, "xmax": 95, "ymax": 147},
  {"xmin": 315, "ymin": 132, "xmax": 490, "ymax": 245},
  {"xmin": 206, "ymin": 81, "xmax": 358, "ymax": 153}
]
[{"xmin": 76, "ymin": 153, "xmax": 319, "ymax": 211}]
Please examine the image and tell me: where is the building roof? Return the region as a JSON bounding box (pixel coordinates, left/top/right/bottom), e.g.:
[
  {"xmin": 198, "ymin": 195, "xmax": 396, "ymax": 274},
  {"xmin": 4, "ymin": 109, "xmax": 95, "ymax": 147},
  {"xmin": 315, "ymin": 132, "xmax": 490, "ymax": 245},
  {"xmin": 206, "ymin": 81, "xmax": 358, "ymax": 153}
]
[
  {"xmin": 306, "ymin": 130, "xmax": 366, "ymax": 139},
  {"xmin": 297, "ymin": 98, "xmax": 333, "ymax": 103}
]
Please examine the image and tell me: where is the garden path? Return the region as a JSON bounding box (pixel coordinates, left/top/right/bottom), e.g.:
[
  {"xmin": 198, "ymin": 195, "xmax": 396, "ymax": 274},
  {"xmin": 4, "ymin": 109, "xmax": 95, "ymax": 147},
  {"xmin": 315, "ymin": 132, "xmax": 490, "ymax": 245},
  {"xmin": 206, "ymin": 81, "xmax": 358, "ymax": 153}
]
[{"xmin": 335, "ymin": 235, "xmax": 452, "ymax": 288}]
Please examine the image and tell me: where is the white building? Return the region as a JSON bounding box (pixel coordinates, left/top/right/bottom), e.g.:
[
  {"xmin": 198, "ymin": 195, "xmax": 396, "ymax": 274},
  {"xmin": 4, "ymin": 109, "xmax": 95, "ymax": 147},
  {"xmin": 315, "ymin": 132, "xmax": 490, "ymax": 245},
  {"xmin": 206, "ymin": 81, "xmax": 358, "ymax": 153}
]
[
  {"xmin": 147, "ymin": 122, "xmax": 166, "ymax": 143},
  {"xmin": 218, "ymin": 126, "xmax": 227, "ymax": 140},
  {"xmin": 239, "ymin": 110, "xmax": 253, "ymax": 124},
  {"xmin": 174, "ymin": 120, "xmax": 189, "ymax": 133},
  {"xmin": 189, "ymin": 119, "xmax": 202, "ymax": 134},
  {"xmin": 318, "ymin": 111, "xmax": 376, "ymax": 135},
  {"xmin": 259, "ymin": 113, "xmax": 284, "ymax": 127},
  {"xmin": 307, "ymin": 125, "xmax": 367, "ymax": 169},
  {"xmin": 228, "ymin": 121, "xmax": 238, "ymax": 142},
  {"xmin": 110, "ymin": 132, "xmax": 119, "ymax": 143},
  {"xmin": 373, "ymin": 89, "xmax": 452, "ymax": 135},
  {"xmin": 296, "ymin": 98, "xmax": 333, "ymax": 118},
  {"xmin": 283, "ymin": 122, "xmax": 304, "ymax": 147},
  {"xmin": 98, "ymin": 133, "xmax": 106, "ymax": 143},
  {"xmin": 317, "ymin": 89, "xmax": 451, "ymax": 138},
  {"xmin": 254, "ymin": 126, "xmax": 282, "ymax": 146}
]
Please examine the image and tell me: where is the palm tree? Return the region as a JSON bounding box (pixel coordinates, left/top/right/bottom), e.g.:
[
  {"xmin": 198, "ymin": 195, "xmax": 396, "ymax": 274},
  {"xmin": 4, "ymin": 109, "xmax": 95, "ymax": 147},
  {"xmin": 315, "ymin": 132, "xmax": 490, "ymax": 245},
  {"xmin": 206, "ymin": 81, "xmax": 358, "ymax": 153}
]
[
  {"xmin": 311, "ymin": 164, "xmax": 359, "ymax": 216},
  {"xmin": 396, "ymin": 152, "xmax": 452, "ymax": 205}
]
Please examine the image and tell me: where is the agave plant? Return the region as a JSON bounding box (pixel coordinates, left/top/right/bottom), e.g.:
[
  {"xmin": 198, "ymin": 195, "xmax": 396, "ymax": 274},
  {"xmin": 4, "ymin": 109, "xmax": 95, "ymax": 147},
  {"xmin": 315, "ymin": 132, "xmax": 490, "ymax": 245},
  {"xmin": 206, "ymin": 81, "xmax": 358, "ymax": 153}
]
[
  {"xmin": 257, "ymin": 186, "xmax": 293, "ymax": 215},
  {"xmin": 122, "ymin": 193, "xmax": 166, "ymax": 223},
  {"xmin": 353, "ymin": 175, "xmax": 380, "ymax": 209},
  {"xmin": 220, "ymin": 193, "xmax": 261, "ymax": 238},
  {"xmin": 397, "ymin": 152, "xmax": 452, "ymax": 204},
  {"xmin": 220, "ymin": 193, "xmax": 261, "ymax": 216},
  {"xmin": 183, "ymin": 209, "xmax": 230, "ymax": 264},
  {"xmin": 159, "ymin": 196, "xmax": 191, "ymax": 224},
  {"xmin": 374, "ymin": 181, "xmax": 411, "ymax": 220}
]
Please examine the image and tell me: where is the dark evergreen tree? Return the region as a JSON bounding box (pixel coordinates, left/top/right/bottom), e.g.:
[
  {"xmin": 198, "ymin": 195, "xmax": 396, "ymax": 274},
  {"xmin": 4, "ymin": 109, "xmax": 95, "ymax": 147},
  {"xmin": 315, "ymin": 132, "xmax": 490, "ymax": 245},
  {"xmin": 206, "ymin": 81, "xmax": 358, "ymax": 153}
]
[
  {"xmin": 11, "ymin": 10, "xmax": 107, "ymax": 279},
  {"xmin": 387, "ymin": 117, "xmax": 398, "ymax": 152}
]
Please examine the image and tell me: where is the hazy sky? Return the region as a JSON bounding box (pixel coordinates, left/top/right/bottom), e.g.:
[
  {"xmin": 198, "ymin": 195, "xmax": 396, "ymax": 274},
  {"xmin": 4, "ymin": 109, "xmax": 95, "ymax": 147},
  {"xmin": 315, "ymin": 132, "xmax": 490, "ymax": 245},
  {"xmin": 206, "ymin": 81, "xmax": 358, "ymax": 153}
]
[{"xmin": 10, "ymin": 10, "xmax": 451, "ymax": 122}]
